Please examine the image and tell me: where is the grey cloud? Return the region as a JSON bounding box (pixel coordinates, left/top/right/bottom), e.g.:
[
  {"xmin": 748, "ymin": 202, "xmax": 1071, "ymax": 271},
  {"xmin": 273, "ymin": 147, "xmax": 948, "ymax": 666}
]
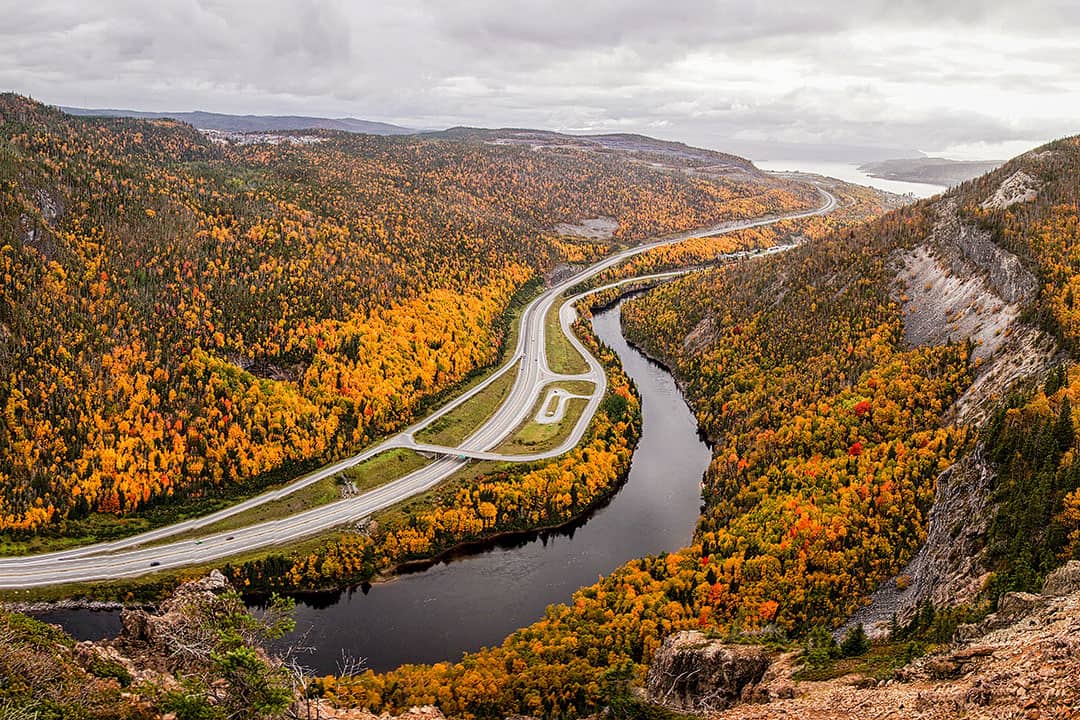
[{"xmin": 0, "ymin": 0, "xmax": 1077, "ymax": 158}]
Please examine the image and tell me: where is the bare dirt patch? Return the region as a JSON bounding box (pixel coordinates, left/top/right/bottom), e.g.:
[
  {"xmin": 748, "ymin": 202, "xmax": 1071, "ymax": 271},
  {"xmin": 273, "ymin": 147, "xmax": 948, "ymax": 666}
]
[{"xmin": 553, "ymin": 216, "xmax": 619, "ymax": 240}]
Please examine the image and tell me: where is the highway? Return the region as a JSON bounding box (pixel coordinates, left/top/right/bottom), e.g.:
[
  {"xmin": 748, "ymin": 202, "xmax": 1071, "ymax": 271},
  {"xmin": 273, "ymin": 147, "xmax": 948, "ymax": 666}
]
[{"xmin": 0, "ymin": 187, "xmax": 836, "ymax": 588}]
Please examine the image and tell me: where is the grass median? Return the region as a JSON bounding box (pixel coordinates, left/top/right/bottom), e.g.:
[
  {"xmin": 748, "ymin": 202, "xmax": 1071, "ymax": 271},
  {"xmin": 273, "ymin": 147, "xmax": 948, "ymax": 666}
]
[
  {"xmin": 545, "ymin": 295, "xmax": 589, "ymax": 375},
  {"xmin": 134, "ymin": 449, "xmax": 431, "ymax": 549},
  {"xmin": 497, "ymin": 382, "xmax": 594, "ymax": 455},
  {"xmin": 414, "ymin": 366, "xmax": 518, "ymax": 446}
]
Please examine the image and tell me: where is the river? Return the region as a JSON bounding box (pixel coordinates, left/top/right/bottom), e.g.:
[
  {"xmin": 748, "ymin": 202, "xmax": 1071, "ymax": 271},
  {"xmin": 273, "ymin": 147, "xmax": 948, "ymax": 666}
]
[{"xmin": 33, "ymin": 301, "xmax": 711, "ymax": 675}]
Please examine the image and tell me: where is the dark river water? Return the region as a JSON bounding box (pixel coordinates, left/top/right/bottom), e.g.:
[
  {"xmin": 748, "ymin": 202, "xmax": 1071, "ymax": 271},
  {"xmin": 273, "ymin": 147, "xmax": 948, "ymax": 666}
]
[{"xmin": 35, "ymin": 302, "xmax": 711, "ymax": 675}]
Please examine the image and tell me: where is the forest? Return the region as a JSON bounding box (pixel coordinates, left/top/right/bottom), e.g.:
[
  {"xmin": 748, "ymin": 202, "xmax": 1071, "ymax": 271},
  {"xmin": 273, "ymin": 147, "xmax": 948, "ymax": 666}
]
[
  {"xmin": 7, "ymin": 89, "xmax": 1079, "ymax": 720},
  {"xmin": 981, "ymin": 364, "xmax": 1080, "ymax": 599},
  {"xmin": 313, "ymin": 182, "xmax": 930, "ymax": 717},
  {"xmin": 944, "ymin": 136, "xmax": 1080, "ymax": 600},
  {"xmin": 0, "ymin": 93, "xmax": 812, "ymax": 532}
]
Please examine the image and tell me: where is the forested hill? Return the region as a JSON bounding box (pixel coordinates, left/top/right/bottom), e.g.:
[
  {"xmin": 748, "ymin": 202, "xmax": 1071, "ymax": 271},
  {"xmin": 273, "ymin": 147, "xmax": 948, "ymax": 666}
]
[
  {"xmin": 425, "ymin": 127, "xmax": 759, "ymax": 173},
  {"xmin": 622, "ymin": 136, "xmax": 1080, "ymax": 627},
  {"xmin": 0, "ymin": 93, "xmax": 812, "ymax": 532}
]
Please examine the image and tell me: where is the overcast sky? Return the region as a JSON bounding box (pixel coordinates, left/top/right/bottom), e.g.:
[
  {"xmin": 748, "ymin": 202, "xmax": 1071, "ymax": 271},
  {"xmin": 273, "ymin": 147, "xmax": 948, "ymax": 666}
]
[{"xmin": 3, "ymin": 0, "xmax": 1078, "ymax": 161}]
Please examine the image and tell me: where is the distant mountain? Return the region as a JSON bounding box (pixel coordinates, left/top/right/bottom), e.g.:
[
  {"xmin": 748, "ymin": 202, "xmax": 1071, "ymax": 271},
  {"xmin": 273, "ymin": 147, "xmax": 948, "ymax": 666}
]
[
  {"xmin": 858, "ymin": 156, "xmax": 1003, "ymax": 187},
  {"xmin": 60, "ymin": 106, "xmax": 415, "ymax": 135},
  {"xmin": 722, "ymin": 139, "xmax": 923, "ymax": 164},
  {"xmin": 426, "ymin": 127, "xmax": 759, "ymax": 173}
]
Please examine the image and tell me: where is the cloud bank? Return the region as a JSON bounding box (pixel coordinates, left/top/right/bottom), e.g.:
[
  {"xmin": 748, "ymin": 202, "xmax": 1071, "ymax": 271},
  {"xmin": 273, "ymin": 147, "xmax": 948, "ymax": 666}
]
[{"xmin": 2, "ymin": 0, "xmax": 1077, "ymax": 159}]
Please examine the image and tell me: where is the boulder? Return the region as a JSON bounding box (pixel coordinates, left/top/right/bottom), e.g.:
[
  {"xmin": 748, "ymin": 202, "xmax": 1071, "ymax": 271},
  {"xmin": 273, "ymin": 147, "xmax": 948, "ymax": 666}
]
[
  {"xmin": 119, "ymin": 607, "xmax": 152, "ymax": 645},
  {"xmin": 1042, "ymin": 560, "xmax": 1080, "ymax": 597},
  {"xmin": 168, "ymin": 569, "xmax": 228, "ymax": 601},
  {"xmin": 644, "ymin": 631, "xmax": 770, "ymax": 713},
  {"xmin": 118, "ymin": 571, "xmax": 232, "ymax": 661},
  {"xmin": 994, "ymin": 592, "xmax": 1042, "ymax": 624}
]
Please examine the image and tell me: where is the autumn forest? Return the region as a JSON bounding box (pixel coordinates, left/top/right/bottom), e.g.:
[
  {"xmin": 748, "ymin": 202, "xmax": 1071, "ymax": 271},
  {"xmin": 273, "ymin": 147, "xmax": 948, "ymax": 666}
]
[
  {"xmin": 3, "ymin": 90, "xmax": 1080, "ymax": 720},
  {"xmin": 0, "ymin": 94, "xmax": 811, "ymax": 533}
]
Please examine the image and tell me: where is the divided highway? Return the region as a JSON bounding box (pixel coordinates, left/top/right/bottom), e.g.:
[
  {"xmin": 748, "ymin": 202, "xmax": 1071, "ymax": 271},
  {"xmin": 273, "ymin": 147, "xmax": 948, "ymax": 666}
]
[{"xmin": 0, "ymin": 187, "xmax": 836, "ymax": 588}]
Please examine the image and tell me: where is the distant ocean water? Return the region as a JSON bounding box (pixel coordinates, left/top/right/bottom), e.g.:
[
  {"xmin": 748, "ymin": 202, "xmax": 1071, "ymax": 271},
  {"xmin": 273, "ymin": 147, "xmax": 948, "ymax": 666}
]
[{"xmin": 755, "ymin": 159, "xmax": 948, "ymax": 199}]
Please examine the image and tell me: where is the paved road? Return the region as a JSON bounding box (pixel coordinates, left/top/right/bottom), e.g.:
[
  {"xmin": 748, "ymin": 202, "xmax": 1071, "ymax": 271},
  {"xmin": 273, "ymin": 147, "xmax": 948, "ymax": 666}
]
[{"xmin": 0, "ymin": 187, "xmax": 836, "ymax": 588}]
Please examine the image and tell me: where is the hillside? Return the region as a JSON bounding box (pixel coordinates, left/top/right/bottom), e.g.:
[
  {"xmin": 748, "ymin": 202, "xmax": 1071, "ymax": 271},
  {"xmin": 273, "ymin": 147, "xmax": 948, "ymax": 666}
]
[
  {"xmin": 5, "ymin": 89, "xmax": 1079, "ymax": 719},
  {"xmin": 618, "ymin": 138, "xmax": 1080, "ymax": 709},
  {"xmin": 427, "ymin": 127, "xmax": 758, "ymax": 175},
  {"xmin": 626, "ymin": 135, "xmax": 1079, "ymax": 608},
  {"xmin": 6, "ymin": 563, "xmax": 1080, "ymax": 719},
  {"xmin": 0, "ymin": 92, "xmax": 814, "ymax": 536},
  {"xmin": 0, "ymin": 572, "xmax": 306, "ymax": 719},
  {"xmin": 664, "ymin": 562, "xmax": 1080, "ymax": 720},
  {"xmin": 858, "ymin": 157, "xmax": 1003, "ymax": 187}
]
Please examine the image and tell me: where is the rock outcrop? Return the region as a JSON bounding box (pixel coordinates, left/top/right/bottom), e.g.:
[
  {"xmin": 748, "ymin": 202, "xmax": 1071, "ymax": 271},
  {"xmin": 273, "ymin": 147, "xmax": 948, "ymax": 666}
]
[
  {"xmin": 706, "ymin": 565, "xmax": 1080, "ymax": 719},
  {"xmin": 116, "ymin": 569, "xmax": 239, "ymax": 676},
  {"xmin": 644, "ymin": 631, "xmax": 771, "ymax": 713},
  {"xmin": 894, "ymin": 197, "xmax": 1052, "ymax": 426},
  {"xmin": 841, "ymin": 449, "xmax": 995, "ymax": 638},
  {"xmin": 313, "ymin": 703, "xmax": 449, "ymax": 720},
  {"xmin": 980, "ymin": 171, "xmax": 1039, "ymax": 210},
  {"xmin": 119, "ymin": 569, "xmax": 229, "ymax": 651},
  {"xmin": 1041, "ymin": 559, "xmax": 1080, "ymax": 597}
]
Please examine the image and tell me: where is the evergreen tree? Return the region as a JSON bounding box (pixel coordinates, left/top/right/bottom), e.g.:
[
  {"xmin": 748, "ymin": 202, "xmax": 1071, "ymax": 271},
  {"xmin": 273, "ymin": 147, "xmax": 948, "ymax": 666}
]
[
  {"xmin": 803, "ymin": 625, "xmax": 840, "ymax": 667},
  {"xmin": 1045, "ymin": 364, "xmax": 1066, "ymax": 395},
  {"xmin": 840, "ymin": 623, "xmax": 870, "ymax": 657},
  {"xmin": 1055, "ymin": 395, "xmax": 1074, "ymax": 454}
]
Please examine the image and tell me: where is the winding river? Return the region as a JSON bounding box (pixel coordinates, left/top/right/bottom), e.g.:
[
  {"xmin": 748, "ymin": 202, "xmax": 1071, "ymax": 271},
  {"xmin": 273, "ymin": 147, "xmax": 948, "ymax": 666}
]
[{"xmin": 37, "ymin": 301, "xmax": 711, "ymax": 675}]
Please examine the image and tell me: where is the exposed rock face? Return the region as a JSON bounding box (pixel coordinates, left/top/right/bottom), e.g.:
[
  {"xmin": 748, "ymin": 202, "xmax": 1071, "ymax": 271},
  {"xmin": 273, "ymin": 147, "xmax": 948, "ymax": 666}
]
[
  {"xmin": 644, "ymin": 631, "xmax": 771, "ymax": 713},
  {"xmin": 980, "ymin": 171, "xmax": 1039, "ymax": 210},
  {"xmin": 18, "ymin": 189, "xmax": 64, "ymax": 261},
  {"xmin": 896, "ymin": 244, "xmax": 1019, "ymax": 362},
  {"xmin": 313, "ymin": 703, "xmax": 448, "ymax": 720},
  {"xmin": 894, "ymin": 200, "xmax": 1053, "ymax": 426},
  {"xmin": 937, "ymin": 200, "xmax": 1037, "ymax": 306},
  {"xmin": 842, "ymin": 449, "xmax": 995, "ymax": 638},
  {"xmin": 683, "ymin": 316, "xmax": 718, "ymax": 353},
  {"xmin": 553, "ymin": 216, "xmax": 619, "ymax": 240},
  {"xmin": 1042, "ymin": 560, "xmax": 1080, "ymax": 596},
  {"xmin": 855, "ymin": 192, "xmax": 1057, "ymax": 639},
  {"xmin": 708, "ymin": 573, "xmax": 1080, "ymax": 719},
  {"xmin": 992, "ymin": 591, "xmax": 1043, "ymax": 625},
  {"xmin": 545, "ymin": 261, "xmax": 582, "ymax": 286},
  {"xmin": 949, "ymin": 324, "xmax": 1055, "ymax": 425},
  {"xmin": 117, "ymin": 569, "xmax": 230, "ymax": 664}
]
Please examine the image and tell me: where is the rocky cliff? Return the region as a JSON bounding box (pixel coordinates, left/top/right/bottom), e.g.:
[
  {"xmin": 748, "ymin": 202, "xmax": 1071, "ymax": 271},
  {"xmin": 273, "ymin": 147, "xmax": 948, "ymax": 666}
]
[
  {"xmin": 841, "ymin": 168, "xmax": 1060, "ymax": 637},
  {"xmin": 651, "ymin": 563, "xmax": 1080, "ymax": 719}
]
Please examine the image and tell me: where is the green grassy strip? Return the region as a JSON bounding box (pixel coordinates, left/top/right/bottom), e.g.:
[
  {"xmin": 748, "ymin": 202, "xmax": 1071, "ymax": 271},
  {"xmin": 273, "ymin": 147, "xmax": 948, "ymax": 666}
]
[
  {"xmin": 545, "ymin": 296, "xmax": 589, "ymax": 374},
  {"xmin": 415, "ymin": 367, "xmax": 518, "ymax": 446}
]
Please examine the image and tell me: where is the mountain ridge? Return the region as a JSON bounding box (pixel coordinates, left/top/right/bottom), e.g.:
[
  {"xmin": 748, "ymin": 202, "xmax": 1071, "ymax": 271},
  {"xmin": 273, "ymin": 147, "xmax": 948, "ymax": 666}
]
[
  {"xmin": 858, "ymin": 157, "xmax": 1004, "ymax": 187},
  {"xmin": 59, "ymin": 105, "xmax": 416, "ymax": 135}
]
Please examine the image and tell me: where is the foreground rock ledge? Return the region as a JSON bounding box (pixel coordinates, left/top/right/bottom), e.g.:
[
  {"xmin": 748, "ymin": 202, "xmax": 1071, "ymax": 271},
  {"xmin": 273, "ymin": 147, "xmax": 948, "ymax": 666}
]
[
  {"xmin": 644, "ymin": 630, "xmax": 771, "ymax": 713},
  {"xmin": 703, "ymin": 561, "xmax": 1080, "ymax": 719}
]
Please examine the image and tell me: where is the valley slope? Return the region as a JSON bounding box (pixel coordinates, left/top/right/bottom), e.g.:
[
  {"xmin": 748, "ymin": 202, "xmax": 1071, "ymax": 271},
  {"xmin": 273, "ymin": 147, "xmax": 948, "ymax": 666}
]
[
  {"xmin": 5, "ymin": 91, "xmax": 1080, "ymax": 720},
  {"xmin": 0, "ymin": 94, "xmax": 812, "ymax": 540}
]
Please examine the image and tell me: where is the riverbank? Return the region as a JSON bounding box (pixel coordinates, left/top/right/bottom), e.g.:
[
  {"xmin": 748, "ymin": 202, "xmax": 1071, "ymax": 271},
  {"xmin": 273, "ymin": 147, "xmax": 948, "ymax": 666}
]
[{"xmin": 44, "ymin": 300, "xmax": 713, "ymax": 673}]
